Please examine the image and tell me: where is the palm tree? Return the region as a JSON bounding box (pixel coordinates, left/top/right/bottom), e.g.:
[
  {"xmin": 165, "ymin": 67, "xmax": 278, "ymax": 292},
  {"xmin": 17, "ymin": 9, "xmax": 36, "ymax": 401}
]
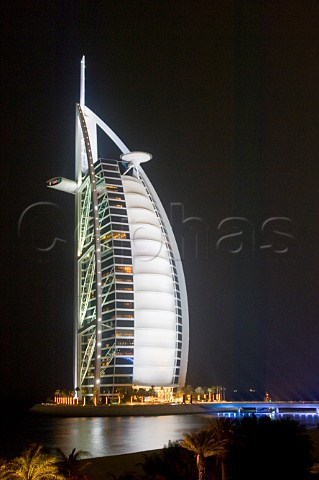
[
  {"xmin": 206, "ymin": 417, "xmax": 235, "ymax": 480},
  {"xmin": 0, "ymin": 458, "xmax": 11, "ymax": 480},
  {"xmin": 180, "ymin": 428, "xmax": 228, "ymax": 480},
  {"xmin": 55, "ymin": 448, "xmax": 91, "ymax": 479},
  {"xmin": 210, "ymin": 386, "xmax": 217, "ymax": 401},
  {"xmin": 141, "ymin": 439, "xmax": 196, "ymax": 480},
  {"xmin": 195, "ymin": 386, "xmax": 204, "ymax": 402},
  {"xmin": 3, "ymin": 443, "xmax": 65, "ymax": 480}
]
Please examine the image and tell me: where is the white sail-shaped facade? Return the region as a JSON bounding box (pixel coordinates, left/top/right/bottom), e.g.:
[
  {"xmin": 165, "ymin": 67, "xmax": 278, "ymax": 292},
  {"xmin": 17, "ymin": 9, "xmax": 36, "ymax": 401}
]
[
  {"xmin": 122, "ymin": 175, "xmax": 177, "ymax": 386},
  {"xmin": 47, "ymin": 58, "xmax": 189, "ymax": 400}
]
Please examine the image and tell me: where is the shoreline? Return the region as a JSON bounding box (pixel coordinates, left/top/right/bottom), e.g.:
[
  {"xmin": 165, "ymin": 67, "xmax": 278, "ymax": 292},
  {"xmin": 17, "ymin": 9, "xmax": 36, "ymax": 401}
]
[
  {"xmin": 30, "ymin": 402, "xmax": 208, "ymax": 417},
  {"xmin": 79, "ymin": 428, "xmax": 319, "ymax": 479}
]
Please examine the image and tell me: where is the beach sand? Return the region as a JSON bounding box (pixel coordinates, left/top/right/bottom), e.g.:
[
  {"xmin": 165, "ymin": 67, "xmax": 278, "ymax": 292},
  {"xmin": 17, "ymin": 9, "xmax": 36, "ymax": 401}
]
[
  {"xmin": 79, "ymin": 449, "xmax": 162, "ymax": 479},
  {"xmin": 80, "ymin": 426, "xmax": 319, "ymax": 479}
]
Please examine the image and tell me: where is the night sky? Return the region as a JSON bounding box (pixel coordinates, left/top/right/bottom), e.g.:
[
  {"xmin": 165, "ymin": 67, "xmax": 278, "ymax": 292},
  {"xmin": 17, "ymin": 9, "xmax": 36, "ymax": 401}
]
[{"xmin": 2, "ymin": 1, "xmax": 319, "ymax": 408}]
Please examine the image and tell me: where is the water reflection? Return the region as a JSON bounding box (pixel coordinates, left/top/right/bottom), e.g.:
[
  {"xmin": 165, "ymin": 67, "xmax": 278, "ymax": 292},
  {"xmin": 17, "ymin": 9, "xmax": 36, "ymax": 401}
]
[
  {"xmin": 1, "ymin": 414, "xmax": 212, "ymax": 459},
  {"xmin": 48, "ymin": 415, "xmax": 213, "ymax": 457},
  {"xmin": 1, "ymin": 413, "xmax": 318, "ymax": 459}
]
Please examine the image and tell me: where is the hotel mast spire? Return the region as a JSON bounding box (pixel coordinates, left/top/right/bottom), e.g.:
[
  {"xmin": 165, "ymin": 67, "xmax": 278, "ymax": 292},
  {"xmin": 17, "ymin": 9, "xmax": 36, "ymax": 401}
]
[{"xmin": 80, "ymin": 55, "xmax": 85, "ymax": 111}]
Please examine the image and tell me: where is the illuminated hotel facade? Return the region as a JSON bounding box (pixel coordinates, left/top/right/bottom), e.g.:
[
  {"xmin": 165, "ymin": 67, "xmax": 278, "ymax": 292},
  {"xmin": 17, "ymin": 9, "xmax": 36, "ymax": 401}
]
[{"xmin": 47, "ymin": 58, "xmax": 189, "ymax": 401}]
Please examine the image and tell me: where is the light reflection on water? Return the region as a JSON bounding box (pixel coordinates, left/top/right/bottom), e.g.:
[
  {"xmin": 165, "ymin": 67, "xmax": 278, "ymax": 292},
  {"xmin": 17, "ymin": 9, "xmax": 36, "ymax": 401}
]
[
  {"xmin": 1, "ymin": 414, "xmax": 212, "ymax": 459},
  {"xmin": 1, "ymin": 413, "xmax": 318, "ymax": 459}
]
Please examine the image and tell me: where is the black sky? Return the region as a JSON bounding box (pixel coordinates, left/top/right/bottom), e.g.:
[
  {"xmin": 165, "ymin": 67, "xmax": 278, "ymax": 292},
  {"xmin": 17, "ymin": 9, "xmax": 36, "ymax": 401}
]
[{"xmin": 1, "ymin": 1, "xmax": 319, "ymax": 407}]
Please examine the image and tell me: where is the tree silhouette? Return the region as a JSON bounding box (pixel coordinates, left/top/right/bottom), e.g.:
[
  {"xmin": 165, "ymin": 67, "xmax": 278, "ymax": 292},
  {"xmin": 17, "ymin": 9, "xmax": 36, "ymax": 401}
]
[
  {"xmin": 180, "ymin": 428, "xmax": 227, "ymax": 480},
  {"xmin": 206, "ymin": 417, "xmax": 235, "ymax": 480},
  {"xmin": 141, "ymin": 440, "xmax": 196, "ymax": 480},
  {"xmin": 228, "ymin": 415, "xmax": 314, "ymax": 480},
  {"xmin": 55, "ymin": 447, "xmax": 91, "ymax": 479}
]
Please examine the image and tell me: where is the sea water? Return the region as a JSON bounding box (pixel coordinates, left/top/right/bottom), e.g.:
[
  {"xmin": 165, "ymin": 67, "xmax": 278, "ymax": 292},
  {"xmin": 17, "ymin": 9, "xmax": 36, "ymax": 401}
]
[{"xmin": 1, "ymin": 411, "xmax": 318, "ymax": 459}]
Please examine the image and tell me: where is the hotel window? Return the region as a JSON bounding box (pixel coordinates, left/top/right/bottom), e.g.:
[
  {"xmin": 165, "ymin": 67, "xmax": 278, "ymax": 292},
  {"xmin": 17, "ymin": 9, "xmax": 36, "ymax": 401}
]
[
  {"xmin": 116, "ymin": 339, "xmax": 134, "ymax": 346},
  {"xmin": 113, "ymin": 232, "xmax": 129, "ymax": 240},
  {"xmin": 112, "ymin": 223, "xmax": 129, "ymax": 232},
  {"xmin": 116, "ymin": 311, "xmax": 134, "ymax": 318},
  {"xmin": 103, "ymin": 313, "xmax": 116, "ymax": 322},
  {"xmin": 116, "ymin": 330, "xmax": 134, "ymax": 337},
  {"xmin": 102, "ymin": 257, "xmax": 114, "ymax": 269},
  {"xmin": 110, "ymin": 204, "xmax": 125, "ymax": 210},
  {"xmin": 102, "ymin": 164, "xmax": 118, "ymax": 172},
  {"xmin": 115, "ymin": 265, "xmax": 133, "ymax": 274},
  {"xmin": 101, "ymin": 269, "xmax": 113, "ymax": 278},
  {"xmin": 107, "ymin": 192, "xmax": 125, "ymax": 200},
  {"xmin": 116, "ymin": 350, "xmax": 134, "ymax": 357},
  {"xmin": 116, "ymin": 357, "xmax": 134, "ymax": 365},
  {"xmin": 103, "ymin": 292, "xmax": 115, "ymax": 302},
  {"xmin": 116, "ymin": 283, "xmax": 133, "ymax": 291},
  {"xmin": 100, "ymin": 368, "xmax": 114, "ymax": 376},
  {"xmin": 109, "ymin": 200, "xmax": 125, "ymax": 208},
  {"xmin": 116, "ymin": 320, "xmax": 134, "ymax": 327},
  {"xmin": 106, "ymin": 185, "xmax": 123, "ymax": 192},
  {"xmin": 114, "ymin": 248, "xmax": 132, "ymax": 257},
  {"xmin": 115, "ymin": 274, "xmax": 133, "ymax": 282},
  {"xmin": 115, "ymin": 257, "xmax": 132, "ymax": 265},
  {"xmin": 106, "ymin": 178, "xmax": 122, "ymax": 186},
  {"xmin": 116, "ymin": 301, "xmax": 134, "ymax": 309},
  {"xmin": 115, "ymin": 367, "xmax": 133, "ymax": 375},
  {"xmin": 114, "ymin": 376, "xmax": 132, "ymax": 384},
  {"xmin": 116, "ymin": 292, "xmax": 134, "ymax": 300},
  {"xmin": 110, "ymin": 205, "xmax": 127, "ymax": 213},
  {"xmin": 113, "ymin": 240, "xmax": 131, "ymax": 248},
  {"xmin": 100, "ymin": 232, "xmax": 113, "ymax": 241},
  {"xmin": 104, "ymin": 171, "xmax": 121, "ymax": 178},
  {"xmin": 111, "ymin": 216, "xmax": 128, "ymax": 224}
]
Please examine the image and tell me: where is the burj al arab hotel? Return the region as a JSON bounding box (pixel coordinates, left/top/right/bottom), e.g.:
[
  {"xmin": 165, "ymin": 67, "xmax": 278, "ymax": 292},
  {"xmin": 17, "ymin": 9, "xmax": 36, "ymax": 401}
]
[{"xmin": 47, "ymin": 58, "xmax": 189, "ymax": 401}]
